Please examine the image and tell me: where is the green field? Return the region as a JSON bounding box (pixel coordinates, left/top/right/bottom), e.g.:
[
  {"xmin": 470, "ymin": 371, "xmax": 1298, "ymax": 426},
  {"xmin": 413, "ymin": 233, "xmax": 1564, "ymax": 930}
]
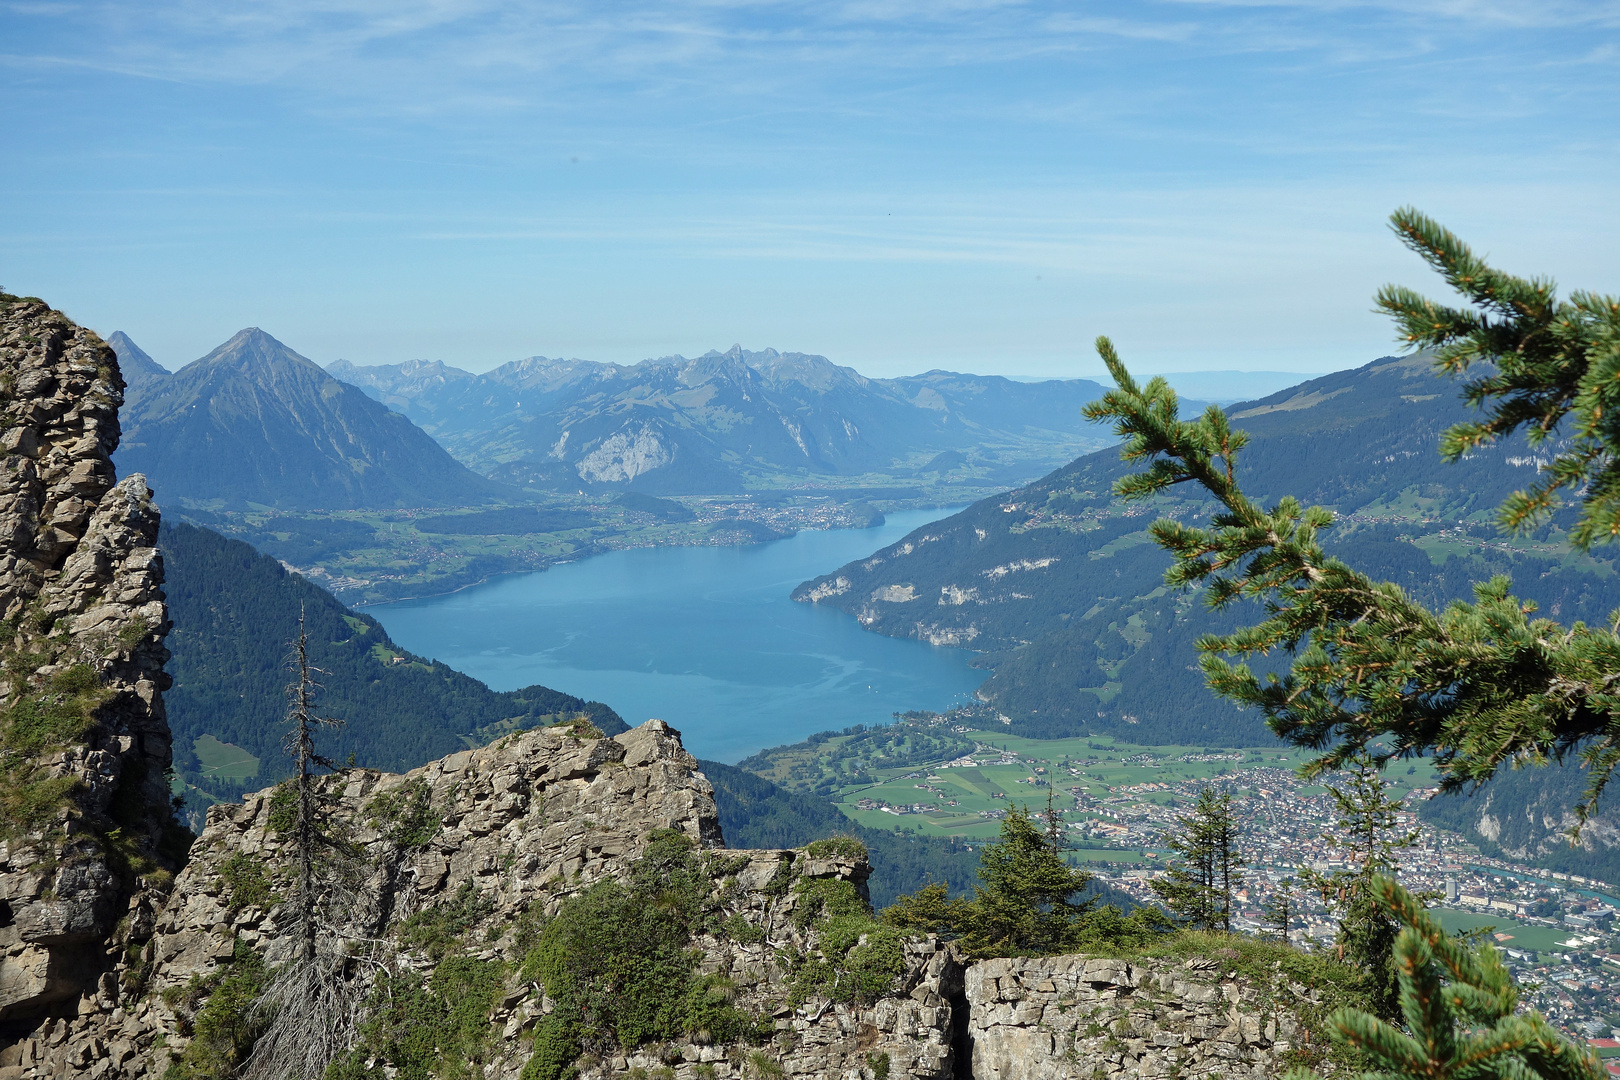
[
  {"xmin": 193, "ymin": 733, "xmax": 261, "ymax": 781},
  {"xmin": 813, "ymin": 726, "xmax": 1443, "ymax": 843},
  {"xmin": 1431, "ymin": 908, "xmax": 1575, "ymax": 952}
]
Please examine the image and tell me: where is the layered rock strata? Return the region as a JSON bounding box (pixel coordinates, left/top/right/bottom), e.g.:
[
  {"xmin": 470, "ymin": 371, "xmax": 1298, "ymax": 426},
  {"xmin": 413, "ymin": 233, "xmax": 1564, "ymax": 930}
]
[
  {"xmin": 966, "ymin": 954, "xmax": 1315, "ymax": 1080},
  {"xmin": 0, "ymin": 296, "xmax": 178, "ymax": 1038}
]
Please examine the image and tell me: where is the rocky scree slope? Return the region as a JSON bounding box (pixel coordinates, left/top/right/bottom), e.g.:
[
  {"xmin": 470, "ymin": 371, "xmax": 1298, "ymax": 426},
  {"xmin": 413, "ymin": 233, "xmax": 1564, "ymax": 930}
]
[{"xmin": 0, "ymin": 296, "xmax": 183, "ymax": 1035}]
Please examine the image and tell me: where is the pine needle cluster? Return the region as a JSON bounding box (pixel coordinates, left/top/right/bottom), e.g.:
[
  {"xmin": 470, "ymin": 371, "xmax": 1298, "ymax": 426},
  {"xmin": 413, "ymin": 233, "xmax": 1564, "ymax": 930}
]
[
  {"xmin": 1295, "ymin": 876, "xmax": 1602, "ymax": 1080},
  {"xmin": 1082, "ymin": 209, "xmax": 1620, "ymax": 823}
]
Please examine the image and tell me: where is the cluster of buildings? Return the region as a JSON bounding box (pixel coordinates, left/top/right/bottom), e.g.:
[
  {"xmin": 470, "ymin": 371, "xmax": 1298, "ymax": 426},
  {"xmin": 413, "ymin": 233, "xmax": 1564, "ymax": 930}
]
[{"xmin": 1072, "ymin": 762, "xmax": 1620, "ymax": 1043}]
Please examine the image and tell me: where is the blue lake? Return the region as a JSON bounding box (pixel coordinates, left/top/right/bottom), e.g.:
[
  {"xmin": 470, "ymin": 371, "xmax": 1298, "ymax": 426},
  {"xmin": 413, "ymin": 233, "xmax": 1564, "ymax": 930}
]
[{"xmin": 368, "ymin": 508, "xmax": 985, "ymax": 762}]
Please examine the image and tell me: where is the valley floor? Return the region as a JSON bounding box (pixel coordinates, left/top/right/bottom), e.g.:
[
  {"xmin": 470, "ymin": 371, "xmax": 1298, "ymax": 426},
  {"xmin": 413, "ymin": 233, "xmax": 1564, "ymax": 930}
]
[{"xmin": 739, "ymin": 709, "xmax": 1620, "ymax": 1045}]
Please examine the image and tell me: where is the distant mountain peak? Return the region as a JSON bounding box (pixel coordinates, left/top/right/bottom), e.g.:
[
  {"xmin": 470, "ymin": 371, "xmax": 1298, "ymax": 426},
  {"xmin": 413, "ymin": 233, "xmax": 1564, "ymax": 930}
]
[
  {"xmin": 104, "ymin": 331, "xmax": 172, "ymax": 403},
  {"xmin": 117, "ymin": 328, "xmax": 504, "ymax": 510}
]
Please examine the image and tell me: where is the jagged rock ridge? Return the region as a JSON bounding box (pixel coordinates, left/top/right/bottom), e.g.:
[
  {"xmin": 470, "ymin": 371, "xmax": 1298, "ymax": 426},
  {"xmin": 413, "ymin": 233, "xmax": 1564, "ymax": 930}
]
[
  {"xmin": 0, "ymin": 295, "xmax": 181, "ymax": 1037},
  {"xmin": 53, "ymin": 721, "xmax": 960, "ymax": 1079}
]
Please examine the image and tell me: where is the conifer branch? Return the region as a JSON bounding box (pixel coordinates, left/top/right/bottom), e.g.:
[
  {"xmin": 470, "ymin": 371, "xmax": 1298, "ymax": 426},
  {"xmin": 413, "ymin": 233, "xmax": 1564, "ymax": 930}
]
[{"xmin": 1089, "ymin": 212, "xmax": 1620, "ymax": 823}]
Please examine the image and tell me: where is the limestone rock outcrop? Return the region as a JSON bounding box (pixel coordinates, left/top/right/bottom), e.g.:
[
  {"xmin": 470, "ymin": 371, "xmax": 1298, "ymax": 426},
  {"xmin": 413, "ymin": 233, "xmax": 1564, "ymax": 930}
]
[
  {"xmin": 966, "ymin": 955, "xmax": 1315, "ymax": 1080},
  {"xmin": 56, "ymin": 720, "xmax": 958, "ymax": 1079},
  {"xmin": 0, "ymin": 296, "xmax": 178, "ymax": 1040}
]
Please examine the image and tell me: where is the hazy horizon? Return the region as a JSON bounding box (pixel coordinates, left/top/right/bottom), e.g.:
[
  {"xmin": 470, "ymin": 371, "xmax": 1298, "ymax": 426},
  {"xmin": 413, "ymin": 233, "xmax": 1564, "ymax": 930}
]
[{"xmin": 112, "ymin": 324, "xmax": 1327, "ymax": 397}]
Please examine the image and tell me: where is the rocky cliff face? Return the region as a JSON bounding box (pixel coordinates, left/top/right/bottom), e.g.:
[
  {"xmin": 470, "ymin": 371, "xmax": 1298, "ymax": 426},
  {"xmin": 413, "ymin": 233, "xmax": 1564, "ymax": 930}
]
[
  {"xmin": 0, "ymin": 296, "xmax": 180, "ymax": 1042},
  {"xmin": 965, "ymin": 955, "xmax": 1317, "ymax": 1080},
  {"xmin": 27, "ymin": 720, "xmax": 958, "ymax": 1079}
]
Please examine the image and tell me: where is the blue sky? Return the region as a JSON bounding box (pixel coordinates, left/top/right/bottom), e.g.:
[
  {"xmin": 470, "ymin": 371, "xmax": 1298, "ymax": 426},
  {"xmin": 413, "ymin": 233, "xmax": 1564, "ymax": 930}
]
[{"xmin": 2, "ymin": 1, "xmax": 1617, "ymax": 379}]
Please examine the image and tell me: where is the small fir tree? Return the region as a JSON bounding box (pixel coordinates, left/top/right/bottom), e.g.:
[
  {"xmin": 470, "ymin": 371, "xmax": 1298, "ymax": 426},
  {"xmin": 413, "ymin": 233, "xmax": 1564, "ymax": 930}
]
[
  {"xmin": 884, "ymin": 804, "xmax": 1172, "ymax": 957},
  {"xmin": 1261, "ymin": 878, "xmax": 1294, "ymax": 944},
  {"xmin": 1301, "ymin": 751, "xmax": 1422, "ymax": 1019},
  {"xmin": 1151, "ymin": 785, "xmax": 1244, "ymax": 932},
  {"xmin": 243, "ymin": 608, "xmax": 360, "ymax": 1080}
]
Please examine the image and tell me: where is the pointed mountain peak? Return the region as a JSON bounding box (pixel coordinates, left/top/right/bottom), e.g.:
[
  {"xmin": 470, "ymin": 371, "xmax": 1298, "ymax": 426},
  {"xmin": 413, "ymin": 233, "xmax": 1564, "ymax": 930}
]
[
  {"xmin": 104, "ymin": 331, "xmax": 172, "ymax": 401},
  {"xmin": 105, "ymin": 331, "xmax": 169, "ymax": 375},
  {"xmin": 189, "ymin": 327, "xmax": 326, "ymax": 378}
]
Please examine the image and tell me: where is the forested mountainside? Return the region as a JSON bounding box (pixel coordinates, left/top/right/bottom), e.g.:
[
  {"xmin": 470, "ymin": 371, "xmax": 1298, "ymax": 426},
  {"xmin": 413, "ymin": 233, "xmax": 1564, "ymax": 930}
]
[
  {"xmin": 160, "ymin": 522, "xmax": 625, "ymax": 817},
  {"xmin": 795, "ymin": 353, "xmax": 1620, "ymax": 745},
  {"xmin": 111, "ymin": 328, "xmax": 506, "ymax": 509},
  {"xmin": 1419, "ymin": 762, "xmax": 1620, "ymax": 886},
  {"xmin": 328, "ymin": 346, "xmax": 1119, "ymax": 494}
]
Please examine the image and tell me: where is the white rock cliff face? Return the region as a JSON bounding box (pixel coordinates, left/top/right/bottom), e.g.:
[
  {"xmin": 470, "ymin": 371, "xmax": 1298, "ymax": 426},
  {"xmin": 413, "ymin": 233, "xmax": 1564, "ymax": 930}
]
[{"xmin": 965, "ymin": 955, "xmax": 1313, "ymax": 1080}]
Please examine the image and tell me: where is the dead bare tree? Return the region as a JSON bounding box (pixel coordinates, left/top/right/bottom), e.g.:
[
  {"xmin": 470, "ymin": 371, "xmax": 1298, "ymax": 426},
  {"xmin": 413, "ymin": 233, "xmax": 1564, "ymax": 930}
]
[{"xmin": 242, "ymin": 607, "xmax": 361, "ymax": 1080}]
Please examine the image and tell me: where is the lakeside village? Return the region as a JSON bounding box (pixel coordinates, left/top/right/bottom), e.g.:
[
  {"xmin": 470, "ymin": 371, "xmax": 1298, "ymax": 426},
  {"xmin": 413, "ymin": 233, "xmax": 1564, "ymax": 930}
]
[{"xmin": 854, "ymin": 742, "xmax": 1620, "ymax": 1048}]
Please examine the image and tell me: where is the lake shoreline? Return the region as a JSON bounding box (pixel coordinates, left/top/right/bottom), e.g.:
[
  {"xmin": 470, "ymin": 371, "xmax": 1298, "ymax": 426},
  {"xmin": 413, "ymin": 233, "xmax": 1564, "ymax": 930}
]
[{"xmin": 367, "ymin": 507, "xmax": 983, "ymax": 762}]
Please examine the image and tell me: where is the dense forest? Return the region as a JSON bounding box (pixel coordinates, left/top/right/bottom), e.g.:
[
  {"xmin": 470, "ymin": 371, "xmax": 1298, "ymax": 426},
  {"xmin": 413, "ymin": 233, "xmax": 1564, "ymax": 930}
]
[{"xmin": 160, "ymin": 522, "xmax": 625, "ymax": 813}]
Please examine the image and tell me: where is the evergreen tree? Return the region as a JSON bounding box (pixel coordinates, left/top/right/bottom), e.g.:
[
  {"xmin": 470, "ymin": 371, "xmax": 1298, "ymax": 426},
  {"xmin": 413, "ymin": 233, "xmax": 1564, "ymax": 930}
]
[
  {"xmin": 1151, "ymin": 786, "xmax": 1244, "ymax": 931},
  {"xmin": 243, "ymin": 609, "xmax": 361, "ymax": 1080},
  {"xmin": 884, "ymin": 804, "xmax": 1167, "ymax": 957},
  {"xmin": 1261, "ymin": 878, "xmax": 1294, "ymax": 944},
  {"xmin": 1293, "ymin": 875, "xmax": 1601, "ymax": 1080},
  {"xmin": 969, "ymin": 805, "xmax": 1097, "ymax": 955},
  {"xmin": 1300, "ymin": 752, "xmax": 1421, "ymax": 1020},
  {"xmin": 1081, "ymin": 207, "xmax": 1620, "ymax": 827}
]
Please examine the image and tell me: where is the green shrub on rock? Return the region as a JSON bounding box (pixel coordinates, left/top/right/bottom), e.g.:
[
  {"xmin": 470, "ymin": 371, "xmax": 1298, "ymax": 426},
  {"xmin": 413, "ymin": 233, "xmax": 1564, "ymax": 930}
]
[
  {"xmin": 328, "ymin": 953, "xmax": 504, "ymax": 1080},
  {"xmin": 163, "ymin": 940, "xmax": 271, "ymax": 1079},
  {"xmin": 517, "ymin": 830, "xmax": 769, "ymax": 1080}
]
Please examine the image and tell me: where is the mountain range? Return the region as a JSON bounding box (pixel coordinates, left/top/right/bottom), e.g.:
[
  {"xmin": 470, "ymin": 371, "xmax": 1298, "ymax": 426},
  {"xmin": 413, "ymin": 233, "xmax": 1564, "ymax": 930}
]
[
  {"xmin": 328, "ymin": 347, "xmax": 1120, "ymax": 494},
  {"xmin": 794, "ymin": 352, "xmax": 1620, "ymax": 746},
  {"xmin": 111, "ymin": 328, "xmax": 505, "ymax": 509}
]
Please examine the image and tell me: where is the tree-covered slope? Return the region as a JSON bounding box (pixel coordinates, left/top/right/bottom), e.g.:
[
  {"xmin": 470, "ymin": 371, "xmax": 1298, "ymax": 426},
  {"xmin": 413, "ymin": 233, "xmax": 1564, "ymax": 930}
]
[
  {"xmin": 161, "ymin": 522, "xmax": 625, "ymax": 812},
  {"xmin": 118, "ymin": 328, "xmax": 506, "ymax": 510},
  {"xmin": 794, "ymin": 354, "xmax": 1620, "ymax": 745}
]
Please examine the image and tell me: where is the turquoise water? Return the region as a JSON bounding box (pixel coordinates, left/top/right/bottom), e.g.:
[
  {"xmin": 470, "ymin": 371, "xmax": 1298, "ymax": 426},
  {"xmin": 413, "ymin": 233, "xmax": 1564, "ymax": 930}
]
[{"xmin": 368, "ymin": 508, "xmax": 985, "ymax": 762}]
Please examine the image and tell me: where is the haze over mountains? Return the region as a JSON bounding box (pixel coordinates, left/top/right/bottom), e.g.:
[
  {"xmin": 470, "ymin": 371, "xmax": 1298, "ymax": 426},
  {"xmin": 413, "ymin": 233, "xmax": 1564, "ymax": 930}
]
[
  {"xmin": 112, "ymin": 328, "xmax": 505, "ymax": 509},
  {"xmin": 328, "ymin": 346, "xmax": 1120, "ymax": 493}
]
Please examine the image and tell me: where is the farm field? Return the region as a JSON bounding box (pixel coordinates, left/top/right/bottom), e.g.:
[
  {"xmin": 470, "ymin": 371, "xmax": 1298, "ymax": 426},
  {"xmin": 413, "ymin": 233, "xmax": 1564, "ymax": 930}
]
[
  {"xmin": 1431, "ymin": 908, "xmax": 1576, "ymax": 953},
  {"xmin": 812, "ymin": 723, "xmax": 1444, "ymax": 843},
  {"xmin": 192, "ymin": 733, "xmax": 260, "ymax": 781}
]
